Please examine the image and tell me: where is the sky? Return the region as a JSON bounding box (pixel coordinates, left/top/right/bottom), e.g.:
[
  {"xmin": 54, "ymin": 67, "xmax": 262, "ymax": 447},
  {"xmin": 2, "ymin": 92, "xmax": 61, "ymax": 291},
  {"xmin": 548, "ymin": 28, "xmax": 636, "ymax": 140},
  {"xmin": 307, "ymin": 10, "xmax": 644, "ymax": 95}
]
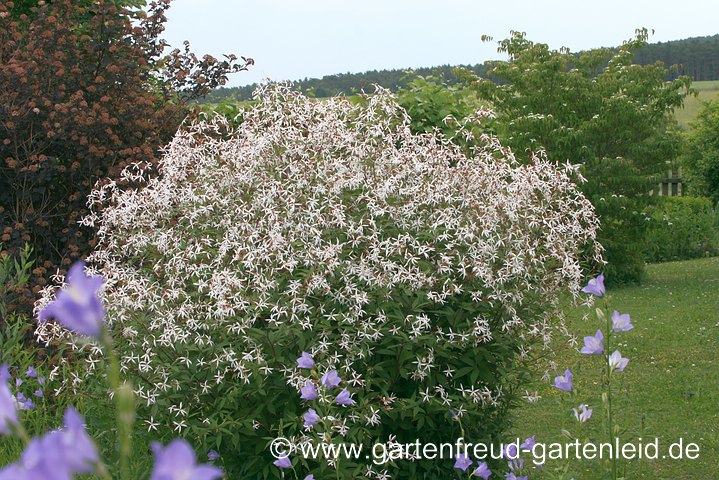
[{"xmin": 161, "ymin": 0, "xmax": 719, "ymax": 88}]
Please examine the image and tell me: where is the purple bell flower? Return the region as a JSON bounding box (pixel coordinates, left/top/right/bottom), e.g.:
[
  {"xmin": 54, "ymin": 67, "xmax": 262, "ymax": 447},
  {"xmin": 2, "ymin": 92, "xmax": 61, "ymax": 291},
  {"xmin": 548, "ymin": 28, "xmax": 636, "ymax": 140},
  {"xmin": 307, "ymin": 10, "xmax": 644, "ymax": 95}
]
[
  {"xmin": 612, "ymin": 311, "xmax": 633, "ymax": 332},
  {"xmin": 335, "ymin": 388, "xmax": 354, "ymax": 406},
  {"xmin": 573, "ymin": 403, "xmax": 593, "ymax": 423},
  {"xmin": 505, "ymin": 474, "xmax": 528, "ymax": 480},
  {"xmin": 38, "ymin": 261, "xmax": 106, "ymax": 338},
  {"xmin": 0, "ymin": 437, "xmax": 62, "ymax": 479},
  {"xmin": 0, "ymin": 365, "xmax": 18, "ymax": 435},
  {"xmin": 273, "ymin": 455, "xmax": 292, "ymax": 469},
  {"xmin": 296, "ymin": 352, "xmax": 315, "ymax": 369},
  {"xmin": 57, "ymin": 407, "xmax": 100, "ymax": 473},
  {"xmin": 580, "ymin": 329, "xmax": 604, "ymax": 355},
  {"xmin": 502, "ymin": 442, "xmax": 518, "ymax": 460},
  {"xmin": 0, "ymin": 407, "xmax": 100, "ymax": 477},
  {"xmin": 321, "ymin": 370, "xmax": 341, "ymax": 390},
  {"xmin": 473, "ymin": 461, "xmax": 492, "ymax": 479},
  {"xmin": 150, "ymin": 438, "xmax": 223, "ymax": 480},
  {"xmin": 553, "ymin": 369, "xmax": 573, "ymax": 392},
  {"xmin": 300, "ymin": 381, "xmax": 318, "ymax": 401},
  {"xmin": 454, "ymin": 453, "xmax": 473, "ymax": 472},
  {"xmin": 609, "ymin": 351, "xmax": 629, "ymax": 373},
  {"xmin": 303, "ymin": 408, "xmax": 320, "ymax": 427},
  {"xmin": 581, "ymin": 273, "xmax": 605, "ymax": 297},
  {"xmin": 520, "ymin": 436, "xmax": 535, "ymax": 451}
]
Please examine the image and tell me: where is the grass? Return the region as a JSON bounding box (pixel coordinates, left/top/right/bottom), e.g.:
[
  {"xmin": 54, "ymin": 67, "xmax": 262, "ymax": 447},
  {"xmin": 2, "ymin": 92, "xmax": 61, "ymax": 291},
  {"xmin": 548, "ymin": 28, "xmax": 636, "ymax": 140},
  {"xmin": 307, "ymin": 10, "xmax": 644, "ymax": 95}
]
[
  {"xmin": 0, "ymin": 364, "xmax": 156, "ymax": 477},
  {"xmin": 509, "ymin": 257, "xmax": 719, "ymax": 479},
  {"xmin": 674, "ymin": 80, "xmax": 719, "ymax": 129}
]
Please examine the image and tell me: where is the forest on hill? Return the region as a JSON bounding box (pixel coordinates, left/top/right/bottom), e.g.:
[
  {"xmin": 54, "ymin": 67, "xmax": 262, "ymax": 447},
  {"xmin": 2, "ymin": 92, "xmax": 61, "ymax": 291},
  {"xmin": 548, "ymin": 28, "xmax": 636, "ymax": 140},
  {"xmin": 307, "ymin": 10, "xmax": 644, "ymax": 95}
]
[
  {"xmin": 199, "ymin": 33, "xmax": 719, "ymax": 103},
  {"xmin": 634, "ymin": 34, "xmax": 719, "ymax": 80}
]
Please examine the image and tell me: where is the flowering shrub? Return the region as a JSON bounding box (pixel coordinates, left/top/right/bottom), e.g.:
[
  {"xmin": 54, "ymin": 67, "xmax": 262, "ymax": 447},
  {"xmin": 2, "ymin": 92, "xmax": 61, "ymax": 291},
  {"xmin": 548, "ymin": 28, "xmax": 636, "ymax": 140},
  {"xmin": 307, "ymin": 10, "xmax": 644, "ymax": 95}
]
[{"xmin": 37, "ymin": 84, "xmax": 602, "ymax": 478}]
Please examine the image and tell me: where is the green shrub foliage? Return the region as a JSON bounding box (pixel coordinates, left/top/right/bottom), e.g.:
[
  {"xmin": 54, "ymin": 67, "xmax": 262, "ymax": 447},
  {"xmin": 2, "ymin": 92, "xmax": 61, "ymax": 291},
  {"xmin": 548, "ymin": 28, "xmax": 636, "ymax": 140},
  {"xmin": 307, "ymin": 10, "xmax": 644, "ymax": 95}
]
[
  {"xmin": 682, "ymin": 99, "xmax": 719, "ymax": 204},
  {"xmin": 644, "ymin": 196, "xmax": 719, "ymax": 262}
]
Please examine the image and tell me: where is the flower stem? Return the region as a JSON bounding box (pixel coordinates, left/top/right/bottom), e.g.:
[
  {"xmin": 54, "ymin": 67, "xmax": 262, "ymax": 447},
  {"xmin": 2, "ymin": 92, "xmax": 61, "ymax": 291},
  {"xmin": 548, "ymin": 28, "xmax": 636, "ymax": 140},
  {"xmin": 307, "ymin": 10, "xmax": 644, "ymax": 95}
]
[
  {"xmin": 9, "ymin": 421, "xmax": 30, "ymax": 446},
  {"xmin": 102, "ymin": 328, "xmax": 134, "ymax": 480},
  {"xmin": 603, "ymin": 300, "xmax": 617, "ymax": 480},
  {"xmin": 95, "ymin": 462, "xmax": 115, "ymax": 480}
]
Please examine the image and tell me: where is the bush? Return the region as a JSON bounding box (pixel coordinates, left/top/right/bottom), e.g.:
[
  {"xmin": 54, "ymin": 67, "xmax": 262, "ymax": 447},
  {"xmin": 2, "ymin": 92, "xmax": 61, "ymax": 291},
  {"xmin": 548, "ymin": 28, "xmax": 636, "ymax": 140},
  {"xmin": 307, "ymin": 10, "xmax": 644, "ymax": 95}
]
[
  {"xmin": 0, "ymin": 0, "xmax": 251, "ymax": 314},
  {"xmin": 644, "ymin": 196, "xmax": 719, "ymax": 263},
  {"xmin": 37, "ymin": 85, "xmax": 602, "ymax": 478},
  {"xmin": 396, "ymin": 75, "xmax": 491, "ymax": 138},
  {"xmin": 682, "ymin": 99, "xmax": 719, "ymax": 204},
  {"xmin": 594, "ymin": 195, "xmax": 653, "ymax": 285}
]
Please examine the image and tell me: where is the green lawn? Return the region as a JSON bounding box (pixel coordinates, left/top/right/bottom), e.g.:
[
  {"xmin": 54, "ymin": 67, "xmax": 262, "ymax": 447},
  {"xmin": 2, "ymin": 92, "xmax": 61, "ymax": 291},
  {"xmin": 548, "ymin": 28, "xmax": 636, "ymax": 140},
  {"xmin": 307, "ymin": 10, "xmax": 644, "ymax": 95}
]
[
  {"xmin": 510, "ymin": 257, "xmax": 719, "ymax": 479},
  {"xmin": 674, "ymin": 80, "xmax": 719, "ymax": 129}
]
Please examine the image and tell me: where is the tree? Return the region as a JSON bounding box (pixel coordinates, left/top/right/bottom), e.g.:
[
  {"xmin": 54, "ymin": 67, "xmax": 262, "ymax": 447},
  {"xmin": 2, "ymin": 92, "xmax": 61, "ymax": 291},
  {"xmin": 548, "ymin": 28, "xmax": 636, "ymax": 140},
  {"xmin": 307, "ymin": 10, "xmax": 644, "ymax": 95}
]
[
  {"xmin": 0, "ymin": 0, "xmax": 252, "ymax": 313},
  {"xmin": 682, "ymin": 99, "xmax": 719, "ymax": 204},
  {"xmin": 7, "ymin": 0, "xmax": 146, "ymax": 20},
  {"xmin": 458, "ymin": 29, "xmax": 691, "ymax": 284}
]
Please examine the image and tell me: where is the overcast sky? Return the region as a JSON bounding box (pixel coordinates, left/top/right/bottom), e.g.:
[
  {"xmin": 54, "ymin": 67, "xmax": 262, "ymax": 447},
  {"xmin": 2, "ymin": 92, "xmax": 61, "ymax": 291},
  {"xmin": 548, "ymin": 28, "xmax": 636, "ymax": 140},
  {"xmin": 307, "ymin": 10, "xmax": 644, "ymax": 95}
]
[{"xmin": 161, "ymin": 0, "xmax": 719, "ymax": 88}]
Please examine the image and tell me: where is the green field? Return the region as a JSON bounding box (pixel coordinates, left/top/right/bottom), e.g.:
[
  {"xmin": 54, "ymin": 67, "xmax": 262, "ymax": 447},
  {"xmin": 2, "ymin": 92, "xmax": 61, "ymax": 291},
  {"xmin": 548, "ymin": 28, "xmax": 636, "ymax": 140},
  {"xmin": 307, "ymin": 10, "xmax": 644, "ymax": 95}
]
[
  {"xmin": 674, "ymin": 80, "xmax": 719, "ymax": 129},
  {"xmin": 510, "ymin": 257, "xmax": 719, "ymax": 479}
]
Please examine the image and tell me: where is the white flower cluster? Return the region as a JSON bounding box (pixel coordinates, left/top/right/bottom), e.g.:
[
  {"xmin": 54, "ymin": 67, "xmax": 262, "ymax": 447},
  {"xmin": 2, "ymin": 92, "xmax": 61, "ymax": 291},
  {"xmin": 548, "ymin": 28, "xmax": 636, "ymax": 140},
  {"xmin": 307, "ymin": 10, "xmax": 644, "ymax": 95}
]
[{"xmin": 36, "ymin": 83, "xmax": 601, "ymax": 424}]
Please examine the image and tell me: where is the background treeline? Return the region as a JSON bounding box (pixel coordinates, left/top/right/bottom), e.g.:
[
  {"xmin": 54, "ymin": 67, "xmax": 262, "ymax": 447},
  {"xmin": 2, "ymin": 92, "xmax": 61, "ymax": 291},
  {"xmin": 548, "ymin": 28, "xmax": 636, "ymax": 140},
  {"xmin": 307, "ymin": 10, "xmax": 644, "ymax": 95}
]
[
  {"xmin": 201, "ymin": 63, "xmax": 496, "ymax": 103},
  {"xmin": 201, "ymin": 33, "xmax": 719, "ymax": 103},
  {"xmin": 634, "ymin": 34, "xmax": 719, "ymax": 80}
]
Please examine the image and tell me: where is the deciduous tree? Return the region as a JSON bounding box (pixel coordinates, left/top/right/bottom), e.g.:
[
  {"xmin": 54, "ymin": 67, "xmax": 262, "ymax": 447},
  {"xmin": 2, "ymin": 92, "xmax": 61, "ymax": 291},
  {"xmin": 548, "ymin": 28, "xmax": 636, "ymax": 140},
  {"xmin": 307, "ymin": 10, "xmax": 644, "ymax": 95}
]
[{"xmin": 458, "ymin": 29, "xmax": 691, "ymax": 283}]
